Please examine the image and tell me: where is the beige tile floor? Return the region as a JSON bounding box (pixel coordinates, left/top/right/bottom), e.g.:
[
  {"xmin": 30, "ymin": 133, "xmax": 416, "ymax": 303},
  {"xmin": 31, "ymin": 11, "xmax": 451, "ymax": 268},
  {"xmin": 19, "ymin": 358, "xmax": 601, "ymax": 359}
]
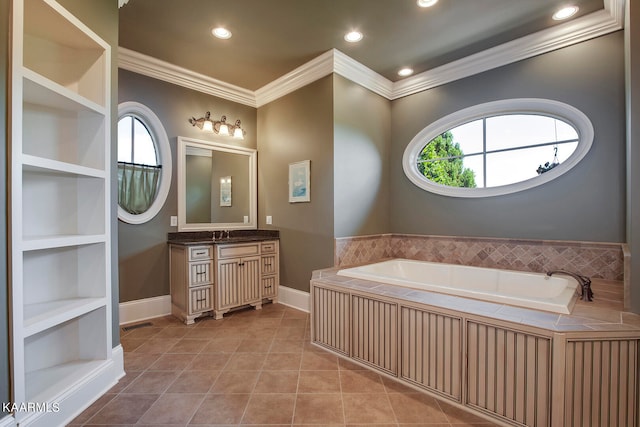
[{"xmin": 69, "ymin": 303, "xmax": 499, "ymax": 426}]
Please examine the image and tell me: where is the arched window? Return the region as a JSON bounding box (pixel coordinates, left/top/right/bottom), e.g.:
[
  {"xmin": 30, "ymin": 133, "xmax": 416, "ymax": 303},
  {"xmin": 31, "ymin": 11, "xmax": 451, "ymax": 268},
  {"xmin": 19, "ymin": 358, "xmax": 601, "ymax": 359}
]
[
  {"xmin": 117, "ymin": 102, "xmax": 172, "ymax": 224},
  {"xmin": 402, "ymin": 99, "xmax": 593, "ymax": 197}
]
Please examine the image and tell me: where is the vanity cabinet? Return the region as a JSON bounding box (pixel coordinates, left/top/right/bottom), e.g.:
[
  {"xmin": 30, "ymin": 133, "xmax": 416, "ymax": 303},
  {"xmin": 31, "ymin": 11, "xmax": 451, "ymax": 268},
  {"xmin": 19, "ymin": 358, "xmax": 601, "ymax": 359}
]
[
  {"xmin": 170, "ymin": 245, "xmax": 214, "ymax": 324},
  {"xmin": 170, "ymin": 239, "xmax": 279, "ymax": 323}
]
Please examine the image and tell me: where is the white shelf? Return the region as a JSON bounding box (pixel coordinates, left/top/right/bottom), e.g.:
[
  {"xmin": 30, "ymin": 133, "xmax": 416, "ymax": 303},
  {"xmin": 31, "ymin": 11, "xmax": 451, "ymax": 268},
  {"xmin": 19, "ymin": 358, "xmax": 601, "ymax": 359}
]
[
  {"xmin": 23, "ymin": 297, "xmax": 106, "ymax": 337},
  {"xmin": 23, "ymin": 68, "xmax": 105, "ymax": 114},
  {"xmin": 25, "ymin": 359, "xmax": 108, "ymax": 403},
  {"xmin": 22, "ymin": 234, "xmax": 106, "ymax": 252},
  {"xmin": 22, "ymin": 171, "xmax": 106, "ymax": 239},
  {"xmin": 22, "ymin": 154, "xmax": 105, "ymax": 178}
]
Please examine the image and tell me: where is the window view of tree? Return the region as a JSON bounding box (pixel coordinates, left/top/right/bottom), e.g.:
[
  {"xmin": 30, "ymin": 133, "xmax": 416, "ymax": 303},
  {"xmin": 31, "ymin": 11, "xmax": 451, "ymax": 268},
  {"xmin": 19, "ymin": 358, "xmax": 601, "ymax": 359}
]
[
  {"xmin": 418, "ymin": 131, "xmax": 477, "ymax": 188},
  {"xmin": 416, "ymin": 115, "xmax": 579, "ymax": 189}
]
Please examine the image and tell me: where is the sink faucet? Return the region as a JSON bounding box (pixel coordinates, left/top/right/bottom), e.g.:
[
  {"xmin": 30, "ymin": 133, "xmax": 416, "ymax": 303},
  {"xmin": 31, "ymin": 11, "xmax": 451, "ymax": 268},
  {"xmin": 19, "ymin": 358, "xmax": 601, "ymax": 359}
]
[{"xmin": 546, "ymin": 270, "xmax": 594, "ymax": 301}]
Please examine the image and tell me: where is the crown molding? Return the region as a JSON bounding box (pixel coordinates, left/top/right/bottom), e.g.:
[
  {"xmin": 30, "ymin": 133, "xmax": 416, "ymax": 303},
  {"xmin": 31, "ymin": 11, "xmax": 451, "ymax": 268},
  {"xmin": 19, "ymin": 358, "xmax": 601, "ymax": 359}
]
[
  {"xmin": 118, "ymin": 47, "xmax": 257, "ymax": 107},
  {"xmin": 118, "ymin": 1, "xmax": 625, "ymax": 106},
  {"xmin": 254, "ymin": 50, "xmax": 334, "ymax": 107},
  {"xmin": 392, "ymin": 6, "xmax": 624, "ymax": 99},
  {"xmin": 332, "ymin": 49, "xmax": 394, "ymax": 100}
]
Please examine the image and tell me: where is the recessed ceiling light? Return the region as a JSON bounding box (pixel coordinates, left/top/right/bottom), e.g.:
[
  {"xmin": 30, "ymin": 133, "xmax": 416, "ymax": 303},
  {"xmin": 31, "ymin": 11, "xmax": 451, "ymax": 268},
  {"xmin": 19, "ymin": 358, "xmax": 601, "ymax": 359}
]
[
  {"xmin": 398, "ymin": 68, "xmax": 414, "ymax": 77},
  {"xmin": 344, "ymin": 31, "xmax": 363, "ymax": 43},
  {"xmin": 417, "ymin": 0, "xmax": 438, "ymax": 7},
  {"xmin": 552, "ymin": 5, "xmax": 579, "ymax": 20},
  {"xmin": 212, "ymin": 27, "xmax": 232, "ymax": 39}
]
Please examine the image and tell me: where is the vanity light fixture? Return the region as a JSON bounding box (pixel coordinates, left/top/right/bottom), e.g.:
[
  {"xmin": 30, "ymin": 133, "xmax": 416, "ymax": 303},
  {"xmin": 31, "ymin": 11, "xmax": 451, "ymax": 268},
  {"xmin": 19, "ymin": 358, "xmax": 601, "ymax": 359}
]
[
  {"xmin": 189, "ymin": 112, "xmax": 246, "ymax": 140},
  {"xmin": 552, "ymin": 5, "xmax": 579, "ymax": 20}
]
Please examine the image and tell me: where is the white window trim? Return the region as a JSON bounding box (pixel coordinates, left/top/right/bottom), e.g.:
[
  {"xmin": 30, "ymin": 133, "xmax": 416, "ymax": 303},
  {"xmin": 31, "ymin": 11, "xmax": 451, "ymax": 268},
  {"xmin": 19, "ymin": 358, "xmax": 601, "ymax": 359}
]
[
  {"xmin": 402, "ymin": 98, "xmax": 594, "ymax": 198},
  {"xmin": 117, "ymin": 101, "xmax": 172, "ymax": 224}
]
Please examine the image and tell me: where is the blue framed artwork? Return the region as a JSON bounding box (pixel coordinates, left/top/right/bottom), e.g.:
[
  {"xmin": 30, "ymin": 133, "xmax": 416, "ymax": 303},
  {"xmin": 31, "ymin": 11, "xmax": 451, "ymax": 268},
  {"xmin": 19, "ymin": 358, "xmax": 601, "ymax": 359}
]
[{"xmin": 289, "ymin": 160, "xmax": 310, "ymax": 203}]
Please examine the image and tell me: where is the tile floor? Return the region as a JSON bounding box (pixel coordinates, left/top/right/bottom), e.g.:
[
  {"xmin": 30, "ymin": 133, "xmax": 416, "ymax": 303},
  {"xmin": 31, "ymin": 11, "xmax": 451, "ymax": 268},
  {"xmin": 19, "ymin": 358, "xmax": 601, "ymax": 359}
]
[{"xmin": 69, "ymin": 303, "xmax": 499, "ymax": 426}]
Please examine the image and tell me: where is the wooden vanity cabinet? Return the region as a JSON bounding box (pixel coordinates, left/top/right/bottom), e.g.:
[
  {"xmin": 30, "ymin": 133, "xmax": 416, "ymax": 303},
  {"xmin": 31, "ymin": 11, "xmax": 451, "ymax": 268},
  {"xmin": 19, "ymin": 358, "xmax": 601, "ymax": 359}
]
[
  {"xmin": 170, "ymin": 245, "xmax": 214, "ymax": 324},
  {"xmin": 171, "ymin": 239, "xmax": 280, "ymax": 324}
]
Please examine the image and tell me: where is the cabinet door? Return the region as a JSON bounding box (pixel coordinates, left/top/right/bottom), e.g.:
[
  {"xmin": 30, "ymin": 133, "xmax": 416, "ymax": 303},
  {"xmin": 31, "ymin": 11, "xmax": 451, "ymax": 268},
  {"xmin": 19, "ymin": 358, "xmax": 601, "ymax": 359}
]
[
  {"xmin": 400, "ymin": 306, "xmax": 462, "ymax": 401},
  {"xmin": 311, "ymin": 285, "xmax": 350, "ymax": 355},
  {"xmin": 240, "ymin": 256, "xmax": 261, "ymax": 304},
  {"xmin": 352, "ymin": 295, "xmax": 398, "ymax": 375},
  {"xmin": 466, "ymin": 321, "xmax": 551, "ymax": 427},
  {"xmin": 216, "ymin": 259, "xmax": 241, "ymax": 309}
]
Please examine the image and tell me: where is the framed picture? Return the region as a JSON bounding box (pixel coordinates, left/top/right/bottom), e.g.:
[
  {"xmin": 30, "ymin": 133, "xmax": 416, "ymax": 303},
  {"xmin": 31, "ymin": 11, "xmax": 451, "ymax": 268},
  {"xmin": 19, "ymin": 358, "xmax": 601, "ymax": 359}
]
[
  {"xmin": 220, "ymin": 176, "xmax": 232, "ymax": 206},
  {"xmin": 289, "ymin": 160, "xmax": 310, "ymax": 203}
]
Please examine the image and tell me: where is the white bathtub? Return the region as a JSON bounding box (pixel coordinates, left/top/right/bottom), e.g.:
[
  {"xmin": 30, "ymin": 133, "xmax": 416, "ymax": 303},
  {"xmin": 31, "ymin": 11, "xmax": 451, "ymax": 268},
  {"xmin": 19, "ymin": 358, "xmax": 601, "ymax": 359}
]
[{"xmin": 337, "ymin": 259, "xmax": 579, "ymax": 314}]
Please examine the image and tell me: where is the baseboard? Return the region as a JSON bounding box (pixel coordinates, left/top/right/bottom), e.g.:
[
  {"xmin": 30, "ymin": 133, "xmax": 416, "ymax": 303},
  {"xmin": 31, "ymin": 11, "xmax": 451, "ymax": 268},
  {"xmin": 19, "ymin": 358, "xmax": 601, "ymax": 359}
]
[
  {"xmin": 16, "ymin": 346, "xmax": 124, "ymax": 427},
  {"xmin": 119, "ymin": 295, "xmax": 171, "ymax": 325},
  {"xmin": 278, "ymin": 285, "xmax": 310, "ymax": 312},
  {"xmin": 0, "ymin": 415, "xmax": 16, "ymax": 427}
]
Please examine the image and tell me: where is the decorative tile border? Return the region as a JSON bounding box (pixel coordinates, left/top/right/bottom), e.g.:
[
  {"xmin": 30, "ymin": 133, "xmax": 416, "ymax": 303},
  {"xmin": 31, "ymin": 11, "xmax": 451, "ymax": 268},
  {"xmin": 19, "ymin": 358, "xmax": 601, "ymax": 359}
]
[{"xmin": 335, "ymin": 234, "xmax": 624, "ymax": 281}]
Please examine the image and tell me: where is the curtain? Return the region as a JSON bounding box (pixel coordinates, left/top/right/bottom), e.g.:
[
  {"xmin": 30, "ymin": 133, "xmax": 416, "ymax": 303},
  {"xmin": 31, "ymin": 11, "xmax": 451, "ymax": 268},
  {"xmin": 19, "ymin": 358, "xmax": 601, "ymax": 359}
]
[{"xmin": 117, "ymin": 162, "xmax": 161, "ymax": 215}]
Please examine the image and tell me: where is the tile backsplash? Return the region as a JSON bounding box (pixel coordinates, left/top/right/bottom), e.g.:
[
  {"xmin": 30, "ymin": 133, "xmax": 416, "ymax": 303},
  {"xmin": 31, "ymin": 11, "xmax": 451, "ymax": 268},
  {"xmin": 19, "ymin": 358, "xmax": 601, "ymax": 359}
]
[{"xmin": 335, "ymin": 234, "xmax": 624, "ymax": 281}]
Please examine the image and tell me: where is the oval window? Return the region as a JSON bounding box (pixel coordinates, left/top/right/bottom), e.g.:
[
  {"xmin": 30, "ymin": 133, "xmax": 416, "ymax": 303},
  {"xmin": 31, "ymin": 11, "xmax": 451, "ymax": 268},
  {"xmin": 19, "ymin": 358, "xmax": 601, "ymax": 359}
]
[
  {"xmin": 402, "ymin": 99, "xmax": 594, "ymax": 197},
  {"xmin": 117, "ymin": 102, "xmax": 172, "ymax": 224}
]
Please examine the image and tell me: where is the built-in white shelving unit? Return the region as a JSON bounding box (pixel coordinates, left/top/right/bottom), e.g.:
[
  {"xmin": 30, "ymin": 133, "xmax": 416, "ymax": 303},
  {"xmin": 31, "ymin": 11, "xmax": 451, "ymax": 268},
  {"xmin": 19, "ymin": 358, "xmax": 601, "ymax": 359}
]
[{"xmin": 10, "ymin": 1, "xmax": 122, "ymax": 425}]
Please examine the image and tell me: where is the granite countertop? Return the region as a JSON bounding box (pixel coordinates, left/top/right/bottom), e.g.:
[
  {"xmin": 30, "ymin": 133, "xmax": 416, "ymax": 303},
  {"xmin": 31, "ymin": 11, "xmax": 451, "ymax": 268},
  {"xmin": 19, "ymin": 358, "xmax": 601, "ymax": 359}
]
[
  {"xmin": 168, "ymin": 230, "xmax": 279, "ymax": 246},
  {"xmin": 312, "ymin": 266, "xmax": 640, "ymax": 334}
]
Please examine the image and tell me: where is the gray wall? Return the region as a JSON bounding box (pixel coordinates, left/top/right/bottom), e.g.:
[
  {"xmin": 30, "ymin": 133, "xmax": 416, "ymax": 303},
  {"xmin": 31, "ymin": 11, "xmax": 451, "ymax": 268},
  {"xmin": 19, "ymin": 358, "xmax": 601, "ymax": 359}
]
[
  {"xmin": 1, "ymin": 0, "xmax": 9, "ymax": 415},
  {"xmin": 390, "ymin": 32, "xmax": 626, "ymax": 243},
  {"xmin": 333, "ymin": 75, "xmax": 391, "ymax": 237},
  {"xmin": 118, "ymin": 69, "xmax": 257, "ymax": 302},
  {"xmin": 626, "ymin": 1, "xmax": 640, "ymax": 312},
  {"xmin": 257, "ymin": 76, "xmax": 335, "ymax": 292}
]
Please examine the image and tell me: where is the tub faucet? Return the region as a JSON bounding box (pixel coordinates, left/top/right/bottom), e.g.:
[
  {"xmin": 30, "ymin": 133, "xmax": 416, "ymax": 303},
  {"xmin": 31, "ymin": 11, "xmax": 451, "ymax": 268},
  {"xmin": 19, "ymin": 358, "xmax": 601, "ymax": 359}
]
[{"xmin": 546, "ymin": 270, "xmax": 594, "ymax": 302}]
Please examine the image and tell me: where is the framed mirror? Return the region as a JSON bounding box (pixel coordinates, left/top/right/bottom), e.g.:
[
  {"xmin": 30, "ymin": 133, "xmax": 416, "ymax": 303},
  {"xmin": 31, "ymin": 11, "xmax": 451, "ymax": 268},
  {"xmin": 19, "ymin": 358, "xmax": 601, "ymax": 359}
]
[{"xmin": 177, "ymin": 136, "xmax": 257, "ymax": 231}]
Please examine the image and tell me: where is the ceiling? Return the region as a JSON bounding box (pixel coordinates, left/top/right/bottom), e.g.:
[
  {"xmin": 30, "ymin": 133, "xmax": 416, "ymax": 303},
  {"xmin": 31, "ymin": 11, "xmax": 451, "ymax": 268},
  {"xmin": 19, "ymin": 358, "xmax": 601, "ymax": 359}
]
[{"xmin": 119, "ymin": 0, "xmax": 605, "ymax": 92}]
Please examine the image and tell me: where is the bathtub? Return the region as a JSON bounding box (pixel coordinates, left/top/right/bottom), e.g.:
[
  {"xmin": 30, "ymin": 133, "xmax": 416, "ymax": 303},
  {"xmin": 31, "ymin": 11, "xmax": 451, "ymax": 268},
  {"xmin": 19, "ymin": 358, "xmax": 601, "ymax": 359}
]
[{"xmin": 337, "ymin": 258, "xmax": 579, "ymax": 314}]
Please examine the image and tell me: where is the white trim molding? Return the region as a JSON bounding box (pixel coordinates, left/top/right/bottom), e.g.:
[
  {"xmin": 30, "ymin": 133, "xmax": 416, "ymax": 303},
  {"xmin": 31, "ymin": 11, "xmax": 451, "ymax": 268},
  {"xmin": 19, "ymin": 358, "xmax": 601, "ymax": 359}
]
[
  {"xmin": 119, "ymin": 295, "xmax": 171, "ymax": 325},
  {"xmin": 118, "ymin": 48, "xmax": 256, "ymax": 107},
  {"xmin": 13, "ymin": 347, "xmax": 124, "ymax": 427},
  {"xmin": 402, "ymin": 98, "xmax": 594, "ymax": 198},
  {"xmin": 118, "ymin": 1, "xmax": 625, "ymax": 105},
  {"xmin": 277, "ymin": 285, "xmax": 310, "ymax": 313},
  {"xmin": 0, "ymin": 415, "xmax": 16, "ymax": 427}
]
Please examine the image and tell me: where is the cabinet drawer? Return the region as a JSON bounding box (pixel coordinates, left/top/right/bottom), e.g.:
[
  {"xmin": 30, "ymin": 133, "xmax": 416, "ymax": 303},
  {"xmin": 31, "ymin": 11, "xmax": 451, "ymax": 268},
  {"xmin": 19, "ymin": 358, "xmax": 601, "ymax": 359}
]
[
  {"xmin": 189, "ymin": 285, "xmax": 213, "ymax": 314},
  {"xmin": 217, "ymin": 243, "xmax": 260, "ymax": 259},
  {"xmin": 261, "ymin": 254, "xmax": 277, "ymax": 275},
  {"xmin": 261, "ymin": 241, "xmax": 277, "ymax": 254},
  {"xmin": 189, "ymin": 245, "xmax": 213, "ymax": 261},
  {"xmin": 262, "ymin": 275, "xmax": 277, "ymax": 298},
  {"xmin": 189, "ymin": 261, "xmax": 213, "ymax": 287}
]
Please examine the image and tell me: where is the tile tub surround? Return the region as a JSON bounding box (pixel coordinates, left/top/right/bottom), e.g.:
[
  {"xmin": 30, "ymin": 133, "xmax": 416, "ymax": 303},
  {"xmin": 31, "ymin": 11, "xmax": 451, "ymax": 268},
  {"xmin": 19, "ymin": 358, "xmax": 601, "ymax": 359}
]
[
  {"xmin": 335, "ymin": 234, "xmax": 624, "ymax": 281},
  {"xmin": 312, "ymin": 267, "xmax": 639, "ymax": 331},
  {"xmin": 68, "ymin": 304, "xmax": 499, "ymax": 427}
]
